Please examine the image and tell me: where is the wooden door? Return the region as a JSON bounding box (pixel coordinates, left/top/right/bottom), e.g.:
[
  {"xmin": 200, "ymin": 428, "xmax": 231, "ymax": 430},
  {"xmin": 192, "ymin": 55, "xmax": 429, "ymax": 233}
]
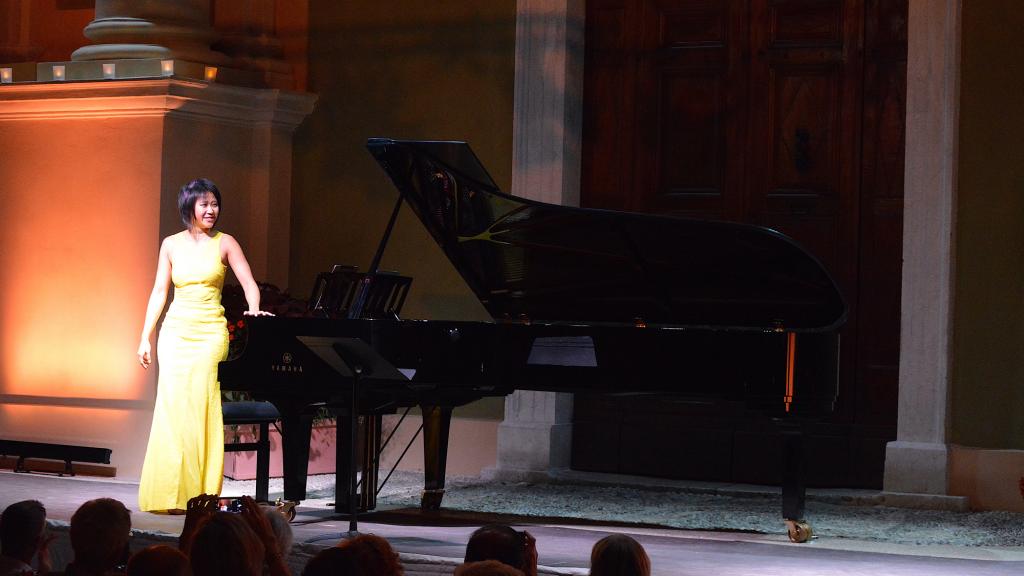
[{"xmin": 574, "ymin": 0, "xmax": 906, "ymax": 488}]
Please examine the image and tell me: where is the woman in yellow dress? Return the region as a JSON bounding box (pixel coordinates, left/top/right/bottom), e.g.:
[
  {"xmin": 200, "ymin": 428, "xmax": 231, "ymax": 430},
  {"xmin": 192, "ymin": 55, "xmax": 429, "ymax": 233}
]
[{"xmin": 136, "ymin": 178, "xmax": 271, "ymax": 513}]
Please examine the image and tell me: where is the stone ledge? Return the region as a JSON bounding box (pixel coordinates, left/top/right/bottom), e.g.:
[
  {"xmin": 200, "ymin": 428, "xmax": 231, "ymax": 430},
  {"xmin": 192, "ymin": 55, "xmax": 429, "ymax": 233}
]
[
  {"xmin": 879, "ymin": 491, "xmax": 971, "ymax": 512},
  {"xmin": 481, "ymin": 468, "xmax": 977, "ymax": 512}
]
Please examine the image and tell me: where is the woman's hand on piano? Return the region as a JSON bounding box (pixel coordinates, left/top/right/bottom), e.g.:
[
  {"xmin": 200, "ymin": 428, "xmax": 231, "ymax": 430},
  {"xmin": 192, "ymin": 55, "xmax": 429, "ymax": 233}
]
[
  {"xmin": 137, "ymin": 340, "xmax": 152, "ymax": 369},
  {"xmin": 243, "ymin": 310, "xmax": 275, "ymax": 317}
]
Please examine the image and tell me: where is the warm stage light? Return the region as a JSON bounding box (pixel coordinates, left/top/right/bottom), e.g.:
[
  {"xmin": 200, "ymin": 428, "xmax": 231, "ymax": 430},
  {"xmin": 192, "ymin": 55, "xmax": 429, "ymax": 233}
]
[
  {"xmin": 0, "ymin": 144, "xmax": 156, "ymax": 401},
  {"xmin": 102, "ymin": 63, "xmax": 116, "ymax": 79},
  {"xmin": 161, "ymin": 60, "xmax": 174, "ymax": 76},
  {"xmin": 0, "ymin": 405, "xmax": 132, "ymax": 445},
  {"xmin": 0, "ymin": 68, "xmax": 11, "ymax": 83},
  {"xmin": 52, "ymin": 65, "xmax": 65, "ymax": 81},
  {"xmin": 204, "ymin": 66, "xmax": 218, "ymax": 82}
]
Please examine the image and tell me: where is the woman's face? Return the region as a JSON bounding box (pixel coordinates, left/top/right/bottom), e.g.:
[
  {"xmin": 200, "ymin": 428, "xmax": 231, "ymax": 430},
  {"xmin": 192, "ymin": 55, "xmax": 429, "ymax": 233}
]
[{"xmin": 193, "ymin": 191, "xmax": 220, "ymax": 232}]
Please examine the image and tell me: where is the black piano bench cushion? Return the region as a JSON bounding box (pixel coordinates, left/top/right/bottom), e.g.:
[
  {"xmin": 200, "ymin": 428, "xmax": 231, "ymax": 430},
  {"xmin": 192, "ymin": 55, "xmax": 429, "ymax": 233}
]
[{"xmin": 222, "ymin": 401, "xmax": 280, "ymax": 425}]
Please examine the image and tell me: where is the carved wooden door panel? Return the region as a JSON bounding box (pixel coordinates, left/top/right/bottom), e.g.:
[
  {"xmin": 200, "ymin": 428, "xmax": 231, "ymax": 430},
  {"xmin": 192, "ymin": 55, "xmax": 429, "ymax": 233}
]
[
  {"xmin": 631, "ymin": 0, "xmax": 748, "ymax": 219},
  {"xmin": 576, "ymin": 0, "xmax": 905, "ymax": 488},
  {"xmin": 738, "ymin": 0, "xmax": 866, "ymax": 483}
]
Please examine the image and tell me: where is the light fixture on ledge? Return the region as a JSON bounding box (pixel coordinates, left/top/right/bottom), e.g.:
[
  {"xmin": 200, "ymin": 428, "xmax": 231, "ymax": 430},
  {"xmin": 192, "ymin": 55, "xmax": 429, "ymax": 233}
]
[
  {"xmin": 102, "ymin": 63, "xmax": 116, "ymax": 79},
  {"xmin": 161, "ymin": 60, "xmax": 174, "ymax": 76},
  {"xmin": 0, "ymin": 68, "xmax": 11, "ymax": 84},
  {"xmin": 204, "ymin": 66, "xmax": 218, "ymax": 82},
  {"xmin": 52, "ymin": 65, "xmax": 66, "ymax": 81}
]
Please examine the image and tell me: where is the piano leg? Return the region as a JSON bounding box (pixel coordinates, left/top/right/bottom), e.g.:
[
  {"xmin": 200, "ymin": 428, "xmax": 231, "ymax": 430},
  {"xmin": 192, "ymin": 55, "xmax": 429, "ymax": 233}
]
[
  {"xmin": 333, "ymin": 413, "xmax": 383, "ymax": 514},
  {"xmin": 420, "ymin": 404, "xmax": 453, "ymax": 511},
  {"xmin": 333, "ymin": 402, "xmax": 357, "ymax": 518},
  {"xmin": 276, "ymin": 401, "xmax": 314, "ymax": 503},
  {"xmin": 782, "ymin": 427, "xmax": 812, "ymax": 543}
]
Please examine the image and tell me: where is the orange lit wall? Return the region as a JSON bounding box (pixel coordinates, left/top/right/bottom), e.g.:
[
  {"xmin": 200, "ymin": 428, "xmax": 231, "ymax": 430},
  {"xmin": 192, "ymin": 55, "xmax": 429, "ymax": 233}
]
[
  {"xmin": 0, "ymin": 80, "xmax": 312, "ymax": 479},
  {"xmin": 0, "ymin": 100, "xmax": 164, "ymax": 474}
]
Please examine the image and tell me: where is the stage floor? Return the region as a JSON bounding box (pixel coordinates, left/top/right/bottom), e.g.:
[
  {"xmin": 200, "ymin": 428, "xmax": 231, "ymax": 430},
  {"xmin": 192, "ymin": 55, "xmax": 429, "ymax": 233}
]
[{"xmin": 2, "ymin": 470, "xmax": 1022, "ymax": 576}]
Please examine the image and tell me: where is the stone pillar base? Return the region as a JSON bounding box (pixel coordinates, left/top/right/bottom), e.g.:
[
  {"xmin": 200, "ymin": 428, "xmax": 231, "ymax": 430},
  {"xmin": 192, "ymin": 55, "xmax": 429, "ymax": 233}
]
[
  {"xmin": 884, "ymin": 440, "xmax": 951, "ymax": 494},
  {"xmin": 486, "ymin": 421, "xmax": 573, "ymax": 482},
  {"xmin": 72, "ymin": 42, "xmax": 229, "ymax": 66},
  {"xmin": 72, "ymin": 1, "xmax": 228, "ymax": 66},
  {"xmin": 490, "ymin": 391, "xmax": 573, "ymax": 480}
]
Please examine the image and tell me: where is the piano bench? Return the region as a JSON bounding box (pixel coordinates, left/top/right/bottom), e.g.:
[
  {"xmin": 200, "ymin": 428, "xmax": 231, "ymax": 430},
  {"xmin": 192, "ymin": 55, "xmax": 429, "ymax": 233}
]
[{"xmin": 223, "ymin": 401, "xmax": 280, "ymax": 503}]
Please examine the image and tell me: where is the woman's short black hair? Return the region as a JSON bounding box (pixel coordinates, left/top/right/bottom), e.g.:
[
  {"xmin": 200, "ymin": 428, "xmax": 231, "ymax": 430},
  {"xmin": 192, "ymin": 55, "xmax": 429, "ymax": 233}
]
[{"xmin": 178, "ymin": 178, "xmax": 222, "ymax": 229}]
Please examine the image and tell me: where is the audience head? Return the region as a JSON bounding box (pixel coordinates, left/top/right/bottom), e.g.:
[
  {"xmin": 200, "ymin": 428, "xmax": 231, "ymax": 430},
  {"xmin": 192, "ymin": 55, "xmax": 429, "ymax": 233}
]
[
  {"xmin": 264, "ymin": 508, "xmax": 294, "ymax": 558},
  {"xmin": 455, "ymin": 560, "xmax": 525, "ymax": 576},
  {"xmin": 337, "ymin": 534, "xmax": 403, "ymax": 575},
  {"xmin": 301, "ymin": 546, "xmax": 356, "ymax": 576},
  {"xmin": 69, "ymin": 498, "xmax": 132, "ymax": 573},
  {"xmin": 589, "ymin": 534, "xmax": 650, "ymax": 576},
  {"xmin": 189, "ymin": 512, "xmax": 264, "ymax": 576},
  {"xmin": 465, "ymin": 525, "xmax": 535, "ymax": 575},
  {"xmin": 0, "ymin": 500, "xmax": 47, "ymax": 561},
  {"xmin": 127, "ymin": 545, "xmax": 192, "ymax": 576}
]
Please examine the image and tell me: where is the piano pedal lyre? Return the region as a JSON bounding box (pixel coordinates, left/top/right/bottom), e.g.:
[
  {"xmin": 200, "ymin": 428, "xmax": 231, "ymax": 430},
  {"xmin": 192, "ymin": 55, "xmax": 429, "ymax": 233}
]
[{"xmin": 784, "ymin": 519, "xmax": 813, "ymax": 543}]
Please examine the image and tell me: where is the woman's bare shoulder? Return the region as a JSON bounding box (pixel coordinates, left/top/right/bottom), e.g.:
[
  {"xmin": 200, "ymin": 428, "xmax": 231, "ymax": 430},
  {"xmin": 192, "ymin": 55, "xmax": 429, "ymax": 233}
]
[
  {"xmin": 161, "ymin": 231, "xmax": 186, "ymax": 249},
  {"xmin": 219, "ymin": 232, "xmax": 240, "ymax": 248}
]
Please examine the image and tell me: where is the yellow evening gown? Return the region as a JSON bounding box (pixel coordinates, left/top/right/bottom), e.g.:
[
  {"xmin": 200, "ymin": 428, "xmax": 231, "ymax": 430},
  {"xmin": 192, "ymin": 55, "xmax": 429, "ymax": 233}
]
[{"xmin": 138, "ymin": 232, "xmax": 228, "ymax": 511}]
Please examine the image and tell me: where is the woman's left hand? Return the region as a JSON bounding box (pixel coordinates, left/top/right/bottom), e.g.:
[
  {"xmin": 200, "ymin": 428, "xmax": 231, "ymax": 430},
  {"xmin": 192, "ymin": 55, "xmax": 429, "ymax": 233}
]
[{"xmin": 243, "ymin": 310, "xmax": 275, "ymax": 317}]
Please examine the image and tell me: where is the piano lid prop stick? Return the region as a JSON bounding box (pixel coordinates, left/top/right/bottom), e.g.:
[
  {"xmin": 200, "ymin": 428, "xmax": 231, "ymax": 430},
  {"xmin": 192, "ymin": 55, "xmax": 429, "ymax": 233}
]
[{"xmin": 348, "ymin": 193, "xmax": 403, "ymax": 319}]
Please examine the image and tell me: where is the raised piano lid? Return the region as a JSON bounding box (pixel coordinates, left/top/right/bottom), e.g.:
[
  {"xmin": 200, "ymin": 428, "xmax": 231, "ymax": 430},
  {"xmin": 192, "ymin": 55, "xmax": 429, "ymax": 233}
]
[{"xmin": 366, "ymin": 138, "xmax": 847, "ymax": 332}]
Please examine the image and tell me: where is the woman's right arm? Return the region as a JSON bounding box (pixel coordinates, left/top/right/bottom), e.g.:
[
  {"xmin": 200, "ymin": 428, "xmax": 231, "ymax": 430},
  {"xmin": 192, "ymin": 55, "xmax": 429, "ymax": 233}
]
[{"xmin": 137, "ymin": 238, "xmax": 173, "ymax": 369}]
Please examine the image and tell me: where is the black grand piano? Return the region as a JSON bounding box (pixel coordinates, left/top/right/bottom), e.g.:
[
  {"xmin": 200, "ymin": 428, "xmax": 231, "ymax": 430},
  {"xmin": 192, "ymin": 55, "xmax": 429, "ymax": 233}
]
[{"xmin": 219, "ymin": 138, "xmax": 846, "ymax": 542}]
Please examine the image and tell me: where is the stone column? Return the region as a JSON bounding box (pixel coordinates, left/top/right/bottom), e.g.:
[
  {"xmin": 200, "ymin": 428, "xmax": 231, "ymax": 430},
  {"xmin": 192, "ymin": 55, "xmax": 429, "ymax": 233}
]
[
  {"xmin": 883, "ymin": 0, "xmax": 961, "ymax": 497},
  {"xmin": 510, "ymin": 0, "xmax": 585, "ymax": 206},
  {"xmin": 212, "ymin": 0, "xmax": 292, "ymax": 88},
  {"xmin": 71, "ymin": 0, "xmax": 228, "ymax": 64},
  {"xmin": 493, "ymin": 0, "xmax": 585, "ymax": 480},
  {"xmin": 495, "ymin": 391, "xmax": 575, "ymax": 479}
]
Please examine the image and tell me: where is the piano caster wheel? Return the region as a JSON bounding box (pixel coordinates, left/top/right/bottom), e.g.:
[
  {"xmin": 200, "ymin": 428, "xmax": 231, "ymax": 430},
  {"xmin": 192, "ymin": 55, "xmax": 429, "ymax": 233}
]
[
  {"xmin": 785, "ymin": 519, "xmax": 813, "ymax": 543},
  {"xmin": 420, "ymin": 489, "xmax": 445, "ymax": 511},
  {"xmin": 274, "ymin": 499, "xmax": 298, "ymax": 522}
]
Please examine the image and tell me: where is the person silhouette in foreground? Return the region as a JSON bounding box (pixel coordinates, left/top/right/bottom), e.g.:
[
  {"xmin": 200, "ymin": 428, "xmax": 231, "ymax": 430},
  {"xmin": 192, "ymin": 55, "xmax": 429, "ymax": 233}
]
[
  {"xmin": 300, "ymin": 547, "xmax": 354, "ymax": 576},
  {"xmin": 126, "ymin": 545, "xmax": 191, "ymax": 576},
  {"xmin": 454, "ymin": 560, "xmax": 525, "ymax": 576},
  {"xmin": 462, "ymin": 525, "xmax": 537, "ymax": 576},
  {"xmin": 588, "ymin": 534, "xmax": 650, "ymax": 576},
  {"xmin": 301, "ymin": 534, "xmax": 403, "ymax": 576},
  {"xmin": 60, "ymin": 498, "xmax": 132, "ymax": 576},
  {"xmin": 180, "ymin": 494, "xmax": 289, "ymax": 576},
  {"xmin": 0, "ymin": 500, "xmax": 53, "ymax": 576}
]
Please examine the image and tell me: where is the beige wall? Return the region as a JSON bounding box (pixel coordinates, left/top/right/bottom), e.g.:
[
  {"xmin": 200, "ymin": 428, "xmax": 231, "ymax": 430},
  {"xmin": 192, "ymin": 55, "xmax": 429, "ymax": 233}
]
[
  {"xmin": 290, "ymin": 1, "xmax": 519, "ymax": 421},
  {"xmin": 291, "ymin": 0, "xmax": 514, "ymax": 320},
  {"xmin": 951, "ymin": 0, "xmax": 1024, "ymax": 449}
]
